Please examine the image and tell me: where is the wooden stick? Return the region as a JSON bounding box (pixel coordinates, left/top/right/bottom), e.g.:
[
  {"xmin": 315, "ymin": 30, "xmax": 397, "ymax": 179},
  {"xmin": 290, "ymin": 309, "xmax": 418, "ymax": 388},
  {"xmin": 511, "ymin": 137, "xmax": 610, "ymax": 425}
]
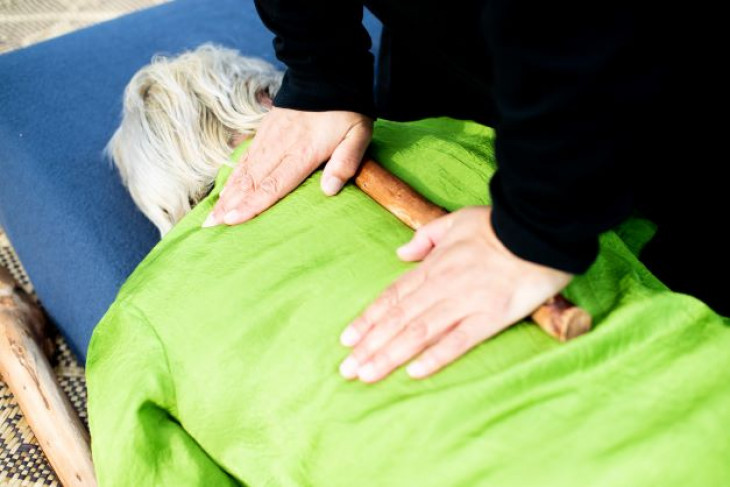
[
  {"xmin": 0, "ymin": 266, "xmax": 97, "ymax": 486},
  {"xmin": 354, "ymin": 157, "xmax": 592, "ymax": 341}
]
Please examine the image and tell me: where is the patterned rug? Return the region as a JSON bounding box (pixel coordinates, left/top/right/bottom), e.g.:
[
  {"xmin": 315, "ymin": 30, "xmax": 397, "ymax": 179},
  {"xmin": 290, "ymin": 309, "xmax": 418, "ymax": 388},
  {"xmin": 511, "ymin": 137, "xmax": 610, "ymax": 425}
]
[
  {"xmin": 0, "ymin": 0, "xmax": 168, "ymax": 54},
  {"xmin": 0, "ymin": 1, "xmax": 168, "ymax": 484},
  {"xmin": 0, "ymin": 233, "xmax": 89, "ymax": 486}
]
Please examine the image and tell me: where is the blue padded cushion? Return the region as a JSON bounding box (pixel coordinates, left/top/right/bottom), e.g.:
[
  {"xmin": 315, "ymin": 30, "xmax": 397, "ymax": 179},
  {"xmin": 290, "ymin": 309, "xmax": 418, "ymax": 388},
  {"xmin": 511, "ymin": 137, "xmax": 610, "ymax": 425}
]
[{"xmin": 0, "ymin": 0, "xmax": 382, "ymax": 361}]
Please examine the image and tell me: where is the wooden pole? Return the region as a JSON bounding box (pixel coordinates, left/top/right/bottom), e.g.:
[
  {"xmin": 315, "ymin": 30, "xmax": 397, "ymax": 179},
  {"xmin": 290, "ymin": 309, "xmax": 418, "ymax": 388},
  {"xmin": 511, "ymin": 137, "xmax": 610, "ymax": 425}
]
[
  {"xmin": 0, "ymin": 266, "xmax": 97, "ymax": 486},
  {"xmin": 354, "ymin": 157, "xmax": 592, "ymax": 341}
]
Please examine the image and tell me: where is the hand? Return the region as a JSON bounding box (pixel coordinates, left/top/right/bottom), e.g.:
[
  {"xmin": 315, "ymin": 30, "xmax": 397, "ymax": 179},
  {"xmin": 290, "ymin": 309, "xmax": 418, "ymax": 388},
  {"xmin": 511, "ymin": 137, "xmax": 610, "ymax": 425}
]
[
  {"xmin": 203, "ymin": 107, "xmax": 373, "ymax": 227},
  {"xmin": 338, "ymin": 206, "xmax": 573, "ymax": 383}
]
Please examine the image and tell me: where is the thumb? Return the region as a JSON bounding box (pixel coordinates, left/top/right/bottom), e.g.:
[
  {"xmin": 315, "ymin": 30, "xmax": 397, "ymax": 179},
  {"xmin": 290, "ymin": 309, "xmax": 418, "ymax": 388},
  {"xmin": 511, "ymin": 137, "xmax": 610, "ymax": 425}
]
[
  {"xmin": 397, "ymin": 213, "xmax": 455, "ymax": 261},
  {"xmin": 321, "ymin": 120, "xmax": 372, "ymax": 196}
]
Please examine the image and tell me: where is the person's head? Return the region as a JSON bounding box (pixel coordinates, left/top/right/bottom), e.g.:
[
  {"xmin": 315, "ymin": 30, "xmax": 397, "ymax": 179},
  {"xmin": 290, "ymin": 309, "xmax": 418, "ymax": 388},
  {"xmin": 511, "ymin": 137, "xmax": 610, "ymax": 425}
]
[{"xmin": 107, "ymin": 44, "xmax": 282, "ymax": 235}]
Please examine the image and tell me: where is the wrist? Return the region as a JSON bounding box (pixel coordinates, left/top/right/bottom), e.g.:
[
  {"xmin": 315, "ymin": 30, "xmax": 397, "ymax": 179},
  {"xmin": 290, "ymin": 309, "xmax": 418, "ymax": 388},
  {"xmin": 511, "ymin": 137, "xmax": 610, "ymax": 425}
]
[
  {"xmin": 273, "ymin": 70, "xmax": 377, "ymax": 120},
  {"xmin": 489, "ymin": 202, "xmax": 597, "ymax": 275}
]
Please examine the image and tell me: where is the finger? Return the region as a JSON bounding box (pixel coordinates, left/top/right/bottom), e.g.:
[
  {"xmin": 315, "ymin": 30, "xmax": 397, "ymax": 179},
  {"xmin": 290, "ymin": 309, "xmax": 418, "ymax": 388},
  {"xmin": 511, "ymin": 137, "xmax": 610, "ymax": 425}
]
[
  {"xmin": 321, "ymin": 121, "xmax": 372, "ymax": 196},
  {"xmin": 214, "ymin": 124, "xmax": 300, "ymax": 224},
  {"xmin": 406, "ymin": 313, "xmax": 501, "ymax": 379},
  {"xmin": 219, "ymin": 170, "xmax": 255, "ymax": 215},
  {"xmin": 217, "ymin": 142, "xmax": 284, "ymax": 220},
  {"xmin": 340, "ymin": 269, "xmax": 449, "ymax": 380},
  {"xmin": 339, "ymin": 266, "xmax": 427, "ymax": 348},
  {"xmin": 221, "ymin": 151, "xmax": 315, "ymax": 225},
  {"xmin": 355, "ymin": 300, "xmax": 463, "ymax": 383},
  {"xmin": 396, "ymin": 213, "xmax": 455, "ymax": 261},
  {"xmin": 203, "ymin": 106, "xmax": 286, "ymax": 227},
  {"xmin": 203, "ymin": 152, "xmax": 253, "ymax": 227},
  {"xmin": 211, "ymin": 156, "xmax": 257, "ymax": 223},
  {"xmin": 218, "ymin": 157, "xmax": 254, "ymax": 208},
  {"xmin": 341, "ymin": 282, "xmax": 440, "ymax": 379},
  {"xmin": 339, "ymin": 214, "xmax": 459, "ymax": 348},
  {"xmin": 243, "ymin": 136, "xmax": 309, "ymax": 188}
]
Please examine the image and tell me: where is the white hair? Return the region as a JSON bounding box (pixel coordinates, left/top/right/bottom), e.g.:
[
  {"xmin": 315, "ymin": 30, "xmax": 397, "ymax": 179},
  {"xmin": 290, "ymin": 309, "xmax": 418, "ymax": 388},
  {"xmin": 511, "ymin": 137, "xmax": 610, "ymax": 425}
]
[{"xmin": 106, "ymin": 43, "xmax": 283, "ymax": 235}]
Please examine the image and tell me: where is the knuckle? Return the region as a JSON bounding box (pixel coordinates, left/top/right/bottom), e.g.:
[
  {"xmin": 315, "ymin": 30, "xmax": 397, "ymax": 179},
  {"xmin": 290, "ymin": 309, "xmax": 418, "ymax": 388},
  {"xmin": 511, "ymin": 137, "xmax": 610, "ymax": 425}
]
[
  {"xmin": 428, "ymin": 346, "xmax": 450, "ymax": 368},
  {"xmin": 349, "ymin": 119, "xmax": 373, "ymax": 137},
  {"xmin": 220, "ymin": 191, "xmax": 245, "ymax": 214},
  {"xmin": 259, "ymin": 175, "xmax": 279, "ymax": 196},
  {"xmin": 383, "ymin": 305, "xmax": 405, "ymax": 329},
  {"xmin": 373, "ymin": 350, "xmax": 392, "ymax": 370},
  {"xmin": 411, "ymin": 268, "xmax": 428, "ymax": 288},
  {"xmin": 235, "ymin": 172, "xmax": 255, "ymax": 193},
  {"xmin": 331, "ymin": 155, "xmax": 359, "ymax": 173},
  {"xmin": 361, "ymin": 309, "xmax": 379, "ymax": 329},
  {"xmin": 382, "ymin": 285, "xmax": 401, "ymax": 308},
  {"xmin": 352, "ymin": 343, "xmax": 373, "ymax": 364},
  {"xmin": 404, "ymin": 321, "xmax": 428, "ymax": 342},
  {"xmin": 448, "ymin": 328, "xmax": 472, "ymax": 353},
  {"xmin": 217, "ymin": 199, "xmax": 233, "ymax": 215},
  {"xmin": 359, "ymin": 123, "xmax": 373, "ymax": 137}
]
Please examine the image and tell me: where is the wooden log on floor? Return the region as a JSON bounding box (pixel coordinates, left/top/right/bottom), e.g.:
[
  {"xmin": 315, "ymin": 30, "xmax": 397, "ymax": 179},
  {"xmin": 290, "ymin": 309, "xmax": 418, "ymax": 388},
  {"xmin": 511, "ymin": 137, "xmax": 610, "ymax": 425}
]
[{"xmin": 0, "ymin": 266, "xmax": 97, "ymax": 487}]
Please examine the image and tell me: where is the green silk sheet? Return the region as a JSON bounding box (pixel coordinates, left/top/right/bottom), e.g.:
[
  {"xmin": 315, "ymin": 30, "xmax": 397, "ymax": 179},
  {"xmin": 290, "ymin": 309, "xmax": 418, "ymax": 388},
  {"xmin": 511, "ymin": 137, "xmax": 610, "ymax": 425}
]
[{"xmin": 87, "ymin": 117, "xmax": 730, "ymax": 486}]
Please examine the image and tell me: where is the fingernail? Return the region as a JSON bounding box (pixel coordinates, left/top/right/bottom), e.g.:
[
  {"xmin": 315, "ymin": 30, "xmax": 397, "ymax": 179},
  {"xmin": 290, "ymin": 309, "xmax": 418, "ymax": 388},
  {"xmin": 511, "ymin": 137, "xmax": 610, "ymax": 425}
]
[
  {"xmin": 202, "ymin": 212, "xmax": 219, "ymax": 228},
  {"xmin": 223, "ymin": 211, "xmax": 238, "ymax": 224},
  {"xmin": 223, "ymin": 210, "xmax": 249, "ymax": 225},
  {"xmin": 406, "ymin": 361, "xmax": 427, "ymax": 378},
  {"xmin": 322, "ymin": 175, "xmax": 344, "ymax": 196},
  {"xmin": 340, "ymin": 326, "xmax": 360, "ymax": 346},
  {"xmin": 358, "ymin": 363, "xmax": 377, "ymax": 382},
  {"xmin": 339, "ymin": 356, "xmax": 359, "ymax": 379}
]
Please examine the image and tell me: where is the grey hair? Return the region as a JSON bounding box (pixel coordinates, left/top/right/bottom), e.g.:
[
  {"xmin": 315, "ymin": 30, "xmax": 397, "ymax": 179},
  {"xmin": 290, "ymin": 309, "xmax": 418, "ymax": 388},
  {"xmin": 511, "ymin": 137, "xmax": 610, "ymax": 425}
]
[{"xmin": 106, "ymin": 43, "xmax": 282, "ymax": 235}]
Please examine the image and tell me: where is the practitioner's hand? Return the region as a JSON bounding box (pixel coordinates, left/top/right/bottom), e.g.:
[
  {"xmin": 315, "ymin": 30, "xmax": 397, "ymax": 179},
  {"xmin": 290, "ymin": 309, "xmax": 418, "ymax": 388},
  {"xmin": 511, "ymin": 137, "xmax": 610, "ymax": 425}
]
[
  {"xmin": 338, "ymin": 206, "xmax": 573, "ymax": 383},
  {"xmin": 203, "ymin": 107, "xmax": 373, "ymax": 227}
]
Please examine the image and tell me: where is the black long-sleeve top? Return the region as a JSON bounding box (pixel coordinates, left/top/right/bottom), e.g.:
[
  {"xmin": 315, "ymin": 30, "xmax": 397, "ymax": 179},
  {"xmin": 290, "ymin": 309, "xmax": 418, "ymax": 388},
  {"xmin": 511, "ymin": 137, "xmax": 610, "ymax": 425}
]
[{"xmin": 252, "ymin": 0, "xmax": 682, "ymax": 274}]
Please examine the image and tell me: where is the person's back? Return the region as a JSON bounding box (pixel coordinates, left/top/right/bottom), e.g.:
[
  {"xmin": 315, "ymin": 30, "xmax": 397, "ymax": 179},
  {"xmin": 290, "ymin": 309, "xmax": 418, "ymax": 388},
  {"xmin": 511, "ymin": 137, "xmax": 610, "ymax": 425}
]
[
  {"xmin": 207, "ymin": 0, "xmax": 726, "ymax": 342},
  {"xmin": 87, "ymin": 117, "xmax": 730, "ymax": 486}
]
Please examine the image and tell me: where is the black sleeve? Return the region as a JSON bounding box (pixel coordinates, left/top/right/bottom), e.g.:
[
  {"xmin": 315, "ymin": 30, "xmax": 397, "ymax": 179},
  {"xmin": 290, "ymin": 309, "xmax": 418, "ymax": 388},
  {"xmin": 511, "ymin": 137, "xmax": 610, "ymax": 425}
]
[
  {"xmin": 483, "ymin": 1, "xmax": 642, "ymax": 274},
  {"xmin": 253, "ymin": 0, "xmax": 377, "ymax": 118}
]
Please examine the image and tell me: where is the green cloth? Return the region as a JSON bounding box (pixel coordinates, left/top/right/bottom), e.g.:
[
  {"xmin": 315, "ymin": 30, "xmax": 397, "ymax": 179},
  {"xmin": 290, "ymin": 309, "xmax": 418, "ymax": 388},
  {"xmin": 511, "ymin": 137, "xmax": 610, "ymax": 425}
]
[{"xmin": 87, "ymin": 117, "xmax": 730, "ymax": 486}]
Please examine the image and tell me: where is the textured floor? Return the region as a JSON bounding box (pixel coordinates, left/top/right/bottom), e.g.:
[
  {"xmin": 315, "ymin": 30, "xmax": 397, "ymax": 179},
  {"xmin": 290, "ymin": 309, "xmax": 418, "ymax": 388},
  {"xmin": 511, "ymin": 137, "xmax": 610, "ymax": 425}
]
[
  {"xmin": 0, "ymin": 1, "xmax": 168, "ymax": 484},
  {"xmin": 0, "ymin": 0, "xmax": 168, "ymax": 54},
  {"xmin": 0, "ymin": 234, "xmax": 89, "ymax": 486}
]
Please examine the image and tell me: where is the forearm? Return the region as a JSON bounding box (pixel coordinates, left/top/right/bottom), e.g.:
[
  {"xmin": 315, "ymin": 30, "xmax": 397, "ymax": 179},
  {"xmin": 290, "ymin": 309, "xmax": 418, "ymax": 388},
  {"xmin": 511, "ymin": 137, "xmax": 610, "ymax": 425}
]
[
  {"xmin": 484, "ymin": 0, "xmax": 641, "ymax": 273},
  {"xmin": 254, "ymin": 0, "xmax": 376, "ymax": 117}
]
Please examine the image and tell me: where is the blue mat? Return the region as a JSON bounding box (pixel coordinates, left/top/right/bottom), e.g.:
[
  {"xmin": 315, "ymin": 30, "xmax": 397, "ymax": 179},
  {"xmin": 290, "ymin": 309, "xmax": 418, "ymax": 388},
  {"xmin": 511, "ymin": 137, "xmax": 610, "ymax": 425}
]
[{"xmin": 0, "ymin": 0, "xmax": 382, "ymax": 362}]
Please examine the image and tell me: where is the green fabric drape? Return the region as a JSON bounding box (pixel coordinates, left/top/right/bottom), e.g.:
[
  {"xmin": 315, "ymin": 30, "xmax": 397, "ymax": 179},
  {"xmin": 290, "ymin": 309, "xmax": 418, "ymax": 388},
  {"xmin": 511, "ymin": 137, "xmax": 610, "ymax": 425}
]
[{"xmin": 87, "ymin": 117, "xmax": 730, "ymax": 486}]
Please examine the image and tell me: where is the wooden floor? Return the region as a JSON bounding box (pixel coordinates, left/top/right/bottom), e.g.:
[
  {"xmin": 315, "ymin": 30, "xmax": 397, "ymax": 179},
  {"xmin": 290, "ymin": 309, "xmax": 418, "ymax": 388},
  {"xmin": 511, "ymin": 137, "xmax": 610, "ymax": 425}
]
[{"xmin": 0, "ymin": 1, "xmax": 167, "ymax": 484}]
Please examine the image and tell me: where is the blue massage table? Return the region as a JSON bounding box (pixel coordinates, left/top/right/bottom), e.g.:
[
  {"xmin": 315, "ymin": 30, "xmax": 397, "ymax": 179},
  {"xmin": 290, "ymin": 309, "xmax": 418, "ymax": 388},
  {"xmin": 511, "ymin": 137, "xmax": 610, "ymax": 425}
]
[{"xmin": 0, "ymin": 0, "xmax": 382, "ymax": 362}]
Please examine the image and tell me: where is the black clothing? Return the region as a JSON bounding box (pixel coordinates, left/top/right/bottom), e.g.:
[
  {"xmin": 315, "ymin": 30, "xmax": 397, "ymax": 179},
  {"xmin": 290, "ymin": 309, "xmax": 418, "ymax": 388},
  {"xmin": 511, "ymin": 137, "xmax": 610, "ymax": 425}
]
[
  {"xmin": 253, "ymin": 0, "xmax": 727, "ymax": 314},
  {"xmin": 253, "ymin": 0, "xmax": 378, "ymax": 118}
]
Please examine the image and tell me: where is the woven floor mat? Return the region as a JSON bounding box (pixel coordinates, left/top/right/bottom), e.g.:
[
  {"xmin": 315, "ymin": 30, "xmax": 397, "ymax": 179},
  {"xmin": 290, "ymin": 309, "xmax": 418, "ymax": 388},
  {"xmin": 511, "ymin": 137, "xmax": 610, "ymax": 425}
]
[
  {"xmin": 1, "ymin": 229, "xmax": 89, "ymax": 486},
  {"xmin": 0, "ymin": 0, "xmax": 169, "ymax": 54},
  {"xmin": 0, "ymin": 1, "xmax": 168, "ymax": 484}
]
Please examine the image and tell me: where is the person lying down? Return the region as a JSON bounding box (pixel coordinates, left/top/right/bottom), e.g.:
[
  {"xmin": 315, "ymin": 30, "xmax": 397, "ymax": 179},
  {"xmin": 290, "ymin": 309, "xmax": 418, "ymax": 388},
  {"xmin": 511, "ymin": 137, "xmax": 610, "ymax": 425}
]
[{"xmin": 87, "ymin": 45, "xmax": 730, "ymax": 486}]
